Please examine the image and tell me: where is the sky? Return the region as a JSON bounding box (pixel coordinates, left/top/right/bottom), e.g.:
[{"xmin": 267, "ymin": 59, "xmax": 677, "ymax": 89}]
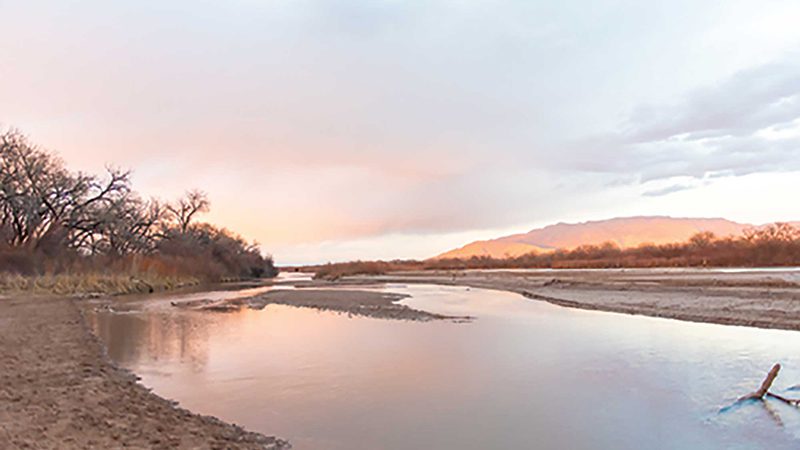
[{"xmin": 2, "ymin": 0, "xmax": 800, "ymax": 264}]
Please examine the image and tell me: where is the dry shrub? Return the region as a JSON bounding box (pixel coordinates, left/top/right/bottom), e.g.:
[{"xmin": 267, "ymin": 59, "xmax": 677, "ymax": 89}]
[
  {"xmin": 308, "ymin": 223, "xmax": 800, "ymax": 277},
  {"xmin": 312, "ymin": 260, "xmax": 419, "ymax": 280}
]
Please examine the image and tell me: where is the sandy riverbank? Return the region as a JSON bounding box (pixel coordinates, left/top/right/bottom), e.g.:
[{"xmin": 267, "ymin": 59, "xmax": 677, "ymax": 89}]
[
  {"xmin": 172, "ymin": 288, "xmax": 470, "ymax": 321},
  {"xmin": 330, "ymin": 268, "xmax": 800, "ymax": 331},
  {"xmin": 0, "ymin": 295, "xmax": 289, "ymax": 449}
]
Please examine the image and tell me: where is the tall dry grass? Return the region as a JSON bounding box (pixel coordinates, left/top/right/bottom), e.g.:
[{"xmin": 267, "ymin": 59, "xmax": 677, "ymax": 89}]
[
  {"xmin": 0, "ymin": 251, "xmax": 248, "ymax": 296},
  {"xmin": 0, "ymin": 272, "xmax": 199, "ymax": 296}
]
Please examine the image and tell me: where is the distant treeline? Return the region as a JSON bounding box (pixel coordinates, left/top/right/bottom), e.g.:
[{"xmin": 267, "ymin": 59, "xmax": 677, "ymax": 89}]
[
  {"xmin": 0, "ymin": 130, "xmax": 276, "ymax": 282},
  {"xmin": 311, "ymin": 223, "xmax": 800, "ymax": 279}
]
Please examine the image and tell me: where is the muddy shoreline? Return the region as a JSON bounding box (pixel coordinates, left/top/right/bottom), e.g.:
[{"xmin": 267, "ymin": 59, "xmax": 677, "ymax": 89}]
[
  {"xmin": 334, "ymin": 268, "xmax": 800, "ymax": 331},
  {"xmin": 172, "ymin": 288, "xmax": 471, "ymax": 321},
  {"xmin": 0, "ymin": 295, "xmax": 289, "ymax": 449}
]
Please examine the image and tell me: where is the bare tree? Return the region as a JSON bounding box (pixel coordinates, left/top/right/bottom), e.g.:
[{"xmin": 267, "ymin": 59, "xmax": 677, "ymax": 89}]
[
  {"xmin": 92, "ymin": 196, "xmax": 170, "ymax": 255},
  {"xmin": 1, "ymin": 130, "xmax": 277, "ymax": 279},
  {"xmin": 689, "ymin": 231, "xmax": 716, "ymax": 248},
  {"xmin": 167, "ymin": 190, "xmax": 209, "ymax": 233},
  {"xmin": 66, "ymin": 167, "xmax": 132, "ymax": 253},
  {"xmin": 0, "ymin": 130, "xmax": 132, "ymax": 253}
]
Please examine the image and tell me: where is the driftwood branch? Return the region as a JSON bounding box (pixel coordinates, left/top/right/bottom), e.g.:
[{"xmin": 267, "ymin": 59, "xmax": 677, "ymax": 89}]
[
  {"xmin": 727, "ymin": 363, "xmax": 800, "ymax": 427},
  {"xmin": 739, "ymin": 363, "xmax": 781, "ymax": 401},
  {"xmin": 767, "ymin": 392, "xmax": 800, "ymax": 407}
]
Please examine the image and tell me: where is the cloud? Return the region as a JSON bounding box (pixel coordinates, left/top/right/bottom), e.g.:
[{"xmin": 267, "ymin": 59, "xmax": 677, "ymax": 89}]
[
  {"xmin": 642, "ymin": 183, "xmax": 697, "ymax": 197},
  {"xmin": 4, "ymin": 0, "xmax": 800, "ymax": 262},
  {"xmin": 559, "ymin": 54, "xmax": 800, "ymax": 185},
  {"xmin": 625, "ymin": 59, "xmax": 800, "ymax": 142}
]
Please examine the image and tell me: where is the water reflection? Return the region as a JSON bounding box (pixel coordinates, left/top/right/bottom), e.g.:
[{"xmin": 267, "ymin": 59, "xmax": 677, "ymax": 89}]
[
  {"xmin": 89, "ymin": 284, "xmax": 800, "ymax": 450},
  {"xmin": 89, "ymin": 311, "xmax": 214, "ymax": 371}
]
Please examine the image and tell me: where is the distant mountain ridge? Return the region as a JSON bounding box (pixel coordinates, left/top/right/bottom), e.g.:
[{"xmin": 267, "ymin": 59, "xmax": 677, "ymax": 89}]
[{"xmin": 435, "ymin": 216, "xmax": 787, "ymax": 260}]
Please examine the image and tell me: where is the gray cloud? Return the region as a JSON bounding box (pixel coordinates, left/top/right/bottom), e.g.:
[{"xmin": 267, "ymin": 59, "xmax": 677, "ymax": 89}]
[
  {"xmin": 642, "ymin": 183, "xmax": 698, "ymax": 197},
  {"xmin": 558, "ymin": 55, "xmax": 800, "ymax": 185},
  {"xmin": 625, "ymin": 60, "xmax": 800, "ymax": 142}
]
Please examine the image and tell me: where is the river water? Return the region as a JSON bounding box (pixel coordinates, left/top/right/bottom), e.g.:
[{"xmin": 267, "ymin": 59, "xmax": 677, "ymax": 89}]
[{"xmin": 88, "ymin": 281, "xmax": 800, "ymax": 449}]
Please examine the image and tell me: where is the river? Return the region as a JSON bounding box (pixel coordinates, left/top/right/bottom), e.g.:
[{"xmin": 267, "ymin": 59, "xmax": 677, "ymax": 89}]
[{"xmin": 88, "ymin": 279, "xmax": 800, "ymax": 449}]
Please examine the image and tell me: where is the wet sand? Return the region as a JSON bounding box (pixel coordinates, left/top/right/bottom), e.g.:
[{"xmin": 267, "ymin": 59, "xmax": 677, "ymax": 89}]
[
  {"xmin": 338, "ymin": 268, "xmax": 800, "ymax": 331},
  {"xmin": 175, "ymin": 288, "xmax": 471, "ymax": 321},
  {"xmin": 175, "ymin": 269, "xmax": 800, "ymax": 330},
  {"xmin": 0, "ymin": 295, "xmax": 289, "ymax": 449}
]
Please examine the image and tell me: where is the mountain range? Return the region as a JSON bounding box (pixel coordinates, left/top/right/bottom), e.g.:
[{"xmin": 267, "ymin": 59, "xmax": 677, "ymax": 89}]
[{"xmin": 435, "ymin": 216, "xmax": 796, "ymax": 259}]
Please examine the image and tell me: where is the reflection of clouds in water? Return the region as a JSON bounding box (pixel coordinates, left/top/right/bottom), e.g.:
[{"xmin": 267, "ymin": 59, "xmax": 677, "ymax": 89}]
[{"xmin": 91, "ymin": 284, "xmax": 800, "ymax": 449}]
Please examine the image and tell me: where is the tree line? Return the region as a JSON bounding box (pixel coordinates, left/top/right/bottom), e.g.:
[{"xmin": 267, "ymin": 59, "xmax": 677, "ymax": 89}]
[
  {"xmin": 312, "ymin": 223, "xmax": 800, "ymax": 279},
  {"xmin": 0, "ymin": 130, "xmax": 276, "ymax": 279}
]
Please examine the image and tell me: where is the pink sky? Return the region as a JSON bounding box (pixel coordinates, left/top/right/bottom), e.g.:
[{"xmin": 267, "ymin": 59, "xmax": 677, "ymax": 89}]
[{"xmin": 3, "ymin": 0, "xmax": 800, "ymax": 264}]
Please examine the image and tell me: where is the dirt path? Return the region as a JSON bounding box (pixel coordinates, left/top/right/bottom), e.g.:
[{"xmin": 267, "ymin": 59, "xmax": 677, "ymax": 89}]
[
  {"xmin": 0, "ymin": 295, "xmax": 289, "ymax": 449},
  {"xmin": 339, "ymin": 269, "xmax": 800, "ymax": 331}
]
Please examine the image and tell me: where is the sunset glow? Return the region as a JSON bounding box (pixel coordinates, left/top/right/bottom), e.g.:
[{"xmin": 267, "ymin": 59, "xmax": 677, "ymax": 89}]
[{"xmin": 3, "ymin": 1, "xmax": 800, "ymax": 264}]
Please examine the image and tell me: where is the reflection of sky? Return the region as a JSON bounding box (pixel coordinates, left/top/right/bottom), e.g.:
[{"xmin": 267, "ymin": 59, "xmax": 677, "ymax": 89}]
[
  {"xmin": 4, "ymin": 1, "xmax": 800, "ymax": 263},
  {"xmin": 91, "ymin": 285, "xmax": 800, "ymax": 450}
]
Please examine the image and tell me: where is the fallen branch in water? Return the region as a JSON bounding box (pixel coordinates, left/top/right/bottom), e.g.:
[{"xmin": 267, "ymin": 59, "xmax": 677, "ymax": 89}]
[
  {"xmin": 767, "ymin": 392, "xmax": 800, "ymax": 407},
  {"xmin": 739, "ymin": 363, "xmax": 782, "ymax": 401},
  {"xmin": 737, "ymin": 363, "xmax": 800, "ymax": 407}
]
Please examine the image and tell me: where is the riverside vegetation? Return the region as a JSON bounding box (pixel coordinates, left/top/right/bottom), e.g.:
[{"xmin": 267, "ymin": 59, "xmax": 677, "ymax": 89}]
[
  {"xmin": 0, "ymin": 130, "xmax": 276, "ymax": 295},
  {"xmin": 311, "ymin": 223, "xmax": 800, "ymax": 280}
]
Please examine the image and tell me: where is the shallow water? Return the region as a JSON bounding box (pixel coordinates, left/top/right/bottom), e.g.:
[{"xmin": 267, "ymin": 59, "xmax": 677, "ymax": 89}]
[{"xmin": 89, "ymin": 282, "xmax": 800, "ymax": 449}]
